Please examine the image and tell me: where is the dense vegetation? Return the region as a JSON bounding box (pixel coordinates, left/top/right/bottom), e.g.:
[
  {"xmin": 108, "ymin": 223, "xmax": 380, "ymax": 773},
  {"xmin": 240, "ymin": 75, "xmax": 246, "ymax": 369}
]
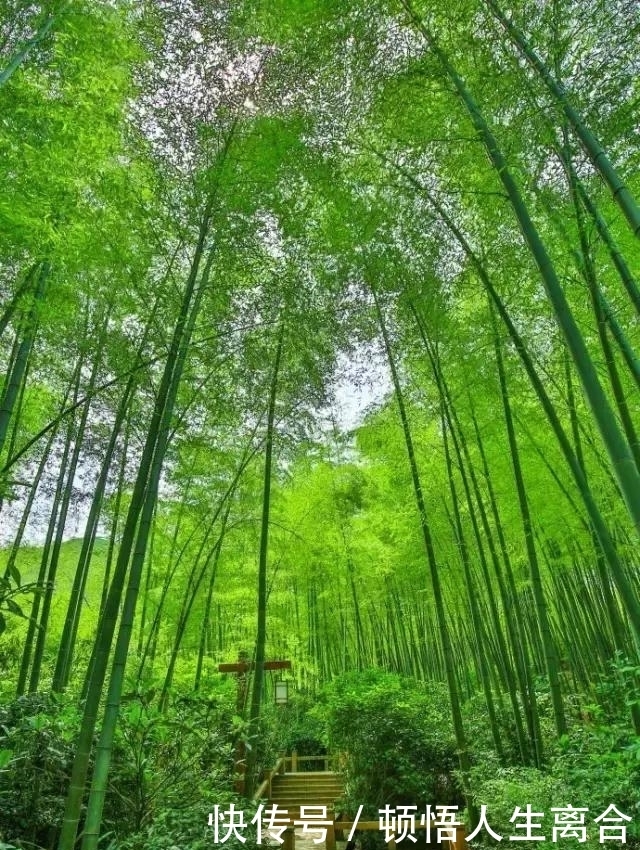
[{"xmin": 1, "ymin": 1, "xmax": 640, "ymax": 848}]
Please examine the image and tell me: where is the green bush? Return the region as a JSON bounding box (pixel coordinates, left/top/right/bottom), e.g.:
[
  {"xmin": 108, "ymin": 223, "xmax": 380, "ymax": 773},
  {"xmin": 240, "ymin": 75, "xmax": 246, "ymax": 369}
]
[
  {"xmin": 468, "ymin": 764, "xmax": 570, "ymax": 848},
  {"xmin": 550, "ymin": 722, "xmax": 640, "ymax": 846},
  {"xmin": 0, "ymin": 692, "xmax": 81, "ymax": 849},
  {"xmin": 317, "ymin": 670, "xmax": 462, "ymax": 816},
  {"xmin": 467, "ymin": 718, "xmax": 640, "ymax": 849},
  {"xmin": 270, "ymin": 693, "xmax": 327, "ymax": 757},
  {"xmin": 105, "ymin": 691, "xmax": 238, "ymax": 845},
  {"xmin": 0, "ymin": 686, "xmax": 247, "ymax": 850},
  {"xmin": 111, "ymin": 790, "xmax": 261, "ymax": 850}
]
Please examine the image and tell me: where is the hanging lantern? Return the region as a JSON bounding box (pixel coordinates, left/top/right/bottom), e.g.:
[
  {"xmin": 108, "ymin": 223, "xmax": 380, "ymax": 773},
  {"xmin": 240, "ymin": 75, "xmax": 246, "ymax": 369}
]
[{"xmin": 274, "ymin": 679, "xmax": 289, "ymax": 705}]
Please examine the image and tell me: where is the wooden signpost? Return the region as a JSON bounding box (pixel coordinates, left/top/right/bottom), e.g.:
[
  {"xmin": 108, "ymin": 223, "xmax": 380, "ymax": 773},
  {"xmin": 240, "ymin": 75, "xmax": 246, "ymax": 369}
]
[{"xmin": 218, "ymin": 652, "xmax": 291, "ymax": 794}]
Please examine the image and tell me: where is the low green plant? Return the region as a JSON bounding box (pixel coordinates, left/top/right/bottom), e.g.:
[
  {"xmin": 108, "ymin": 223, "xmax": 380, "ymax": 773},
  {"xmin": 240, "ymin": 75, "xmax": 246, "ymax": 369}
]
[
  {"xmin": 105, "ymin": 690, "xmax": 237, "ymax": 843},
  {"xmin": 317, "ymin": 670, "xmax": 461, "ymax": 816},
  {"xmin": 270, "ymin": 693, "xmax": 327, "ymax": 757},
  {"xmin": 467, "ymin": 677, "xmax": 640, "ymax": 850},
  {"xmin": 0, "ymin": 692, "xmax": 81, "ymax": 848}
]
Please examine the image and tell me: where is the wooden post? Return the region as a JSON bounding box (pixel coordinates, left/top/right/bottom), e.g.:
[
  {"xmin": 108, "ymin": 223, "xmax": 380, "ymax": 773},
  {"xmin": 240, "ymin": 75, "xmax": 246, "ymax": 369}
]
[
  {"xmin": 218, "ymin": 654, "xmax": 291, "ymax": 795},
  {"xmin": 453, "ymin": 826, "xmax": 466, "ymax": 850},
  {"xmin": 334, "ymin": 809, "xmax": 344, "ymax": 842},
  {"xmin": 325, "ymin": 819, "xmax": 336, "ymax": 850},
  {"xmin": 283, "ymin": 826, "xmax": 295, "ymax": 850},
  {"xmin": 234, "ymin": 651, "xmax": 249, "ymax": 794},
  {"xmin": 291, "ymin": 750, "xmax": 298, "ymax": 773},
  {"xmin": 266, "ymin": 768, "xmax": 272, "ymax": 799}
]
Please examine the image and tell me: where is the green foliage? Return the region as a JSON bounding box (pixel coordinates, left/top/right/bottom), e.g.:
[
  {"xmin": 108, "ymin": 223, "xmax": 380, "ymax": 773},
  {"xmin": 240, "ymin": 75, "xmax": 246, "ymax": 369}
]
[
  {"xmin": 468, "ymin": 719, "xmax": 640, "ymax": 850},
  {"xmin": 462, "ymin": 692, "xmax": 527, "ymax": 767},
  {"xmin": 0, "ymin": 688, "xmax": 251, "ymax": 850},
  {"xmin": 0, "ymin": 693, "xmax": 81, "ymax": 847},
  {"xmin": 0, "ymin": 570, "xmax": 40, "ymax": 637},
  {"xmin": 112, "ymin": 802, "xmax": 259, "ymax": 850},
  {"xmin": 468, "ymin": 668, "xmax": 640, "ymax": 848},
  {"xmin": 468, "ymin": 764, "xmax": 569, "ymax": 849},
  {"xmin": 0, "ymin": 539, "xmax": 109, "ymax": 673},
  {"xmin": 318, "ymin": 670, "xmax": 461, "ymax": 814},
  {"xmin": 269, "ymin": 693, "xmax": 327, "ymax": 756},
  {"xmin": 1, "ymin": 0, "xmax": 640, "ymax": 846},
  {"xmin": 551, "ymin": 724, "xmax": 640, "ymax": 843},
  {"xmin": 106, "ymin": 692, "xmax": 242, "ymax": 849}
]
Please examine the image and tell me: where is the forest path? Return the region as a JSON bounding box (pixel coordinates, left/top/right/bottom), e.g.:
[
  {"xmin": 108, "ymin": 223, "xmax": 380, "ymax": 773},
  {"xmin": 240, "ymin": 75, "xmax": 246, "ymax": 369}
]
[
  {"xmin": 290, "ymin": 825, "xmax": 349, "ymax": 850},
  {"xmin": 264, "ymin": 768, "xmax": 346, "ymax": 850}
]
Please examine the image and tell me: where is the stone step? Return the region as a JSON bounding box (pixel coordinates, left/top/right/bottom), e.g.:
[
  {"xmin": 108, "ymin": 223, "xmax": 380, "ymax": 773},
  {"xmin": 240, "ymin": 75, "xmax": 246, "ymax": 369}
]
[
  {"xmin": 264, "ymin": 766, "xmax": 344, "ymax": 826},
  {"xmin": 272, "ymin": 781, "xmax": 342, "ymax": 787},
  {"xmin": 271, "ymin": 788, "xmax": 343, "ymax": 800},
  {"xmin": 269, "ymin": 788, "xmax": 342, "ymax": 796},
  {"xmin": 257, "ymin": 807, "xmax": 333, "ymax": 821},
  {"xmin": 268, "ymin": 783, "xmax": 343, "ymax": 803},
  {"xmin": 272, "ymin": 796, "xmax": 342, "ymax": 801},
  {"xmin": 272, "ymin": 785, "xmax": 342, "ymax": 792},
  {"xmin": 272, "ymin": 777, "xmax": 342, "ymax": 787},
  {"xmin": 282, "ymin": 770, "xmax": 340, "ymax": 774},
  {"xmin": 267, "ymin": 803, "xmax": 340, "ymax": 812},
  {"xmin": 273, "ymin": 776, "xmax": 342, "ymax": 782},
  {"xmin": 272, "ymin": 787, "xmax": 342, "ymax": 793},
  {"xmin": 274, "ymin": 774, "xmax": 342, "ymax": 781},
  {"xmin": 271, "ymin": 788, "xmax": 342, "ymax": 800}
]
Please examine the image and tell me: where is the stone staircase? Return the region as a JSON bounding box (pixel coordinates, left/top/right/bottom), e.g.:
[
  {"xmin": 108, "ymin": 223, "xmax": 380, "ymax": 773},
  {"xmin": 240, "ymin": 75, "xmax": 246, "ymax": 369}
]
[{"xmin": 267, "ymin": 771, "xmax": 344, "ymax": 818}]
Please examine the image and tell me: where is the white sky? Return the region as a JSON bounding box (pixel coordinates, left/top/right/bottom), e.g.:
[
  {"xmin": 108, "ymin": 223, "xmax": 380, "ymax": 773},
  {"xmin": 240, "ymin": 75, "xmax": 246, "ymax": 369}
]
[{"xmin": 329, "ymin": 345, "xmax": 390, "ymax": 432}]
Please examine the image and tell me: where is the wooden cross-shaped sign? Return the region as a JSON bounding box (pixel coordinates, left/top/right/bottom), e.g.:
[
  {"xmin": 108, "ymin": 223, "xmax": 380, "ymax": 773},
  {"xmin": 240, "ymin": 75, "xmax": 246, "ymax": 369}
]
[
  {"xmin": 219, "ymin": 653, "xmax": 292, "ymax": 794},
  {"xmin": 218, "ymin": 654, "xmax": 292, "ymax": 712},
  {"xmin": 218, "ymin": 658, "xmax": 292, "ymax": 674}
]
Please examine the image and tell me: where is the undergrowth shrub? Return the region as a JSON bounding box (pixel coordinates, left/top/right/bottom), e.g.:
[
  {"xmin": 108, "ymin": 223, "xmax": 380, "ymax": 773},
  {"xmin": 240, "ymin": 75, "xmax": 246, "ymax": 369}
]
[
  {"xmin": 0, "ymin": 692, "xmax": 80, "ymax": 849},
  {"xmin": 0, "ymin": 686, "xmax": 253, "ymax": 850},
  {"xmin": 467, "ymin": 663, "xmax": 640, "ymax": 849},
  {"xmin": 316, "ymin": 670, "xmax": 462, "ymax": 816},
  {"xmin": 105, "ymin": 690, "xmax": 243, "ymax": 850}
]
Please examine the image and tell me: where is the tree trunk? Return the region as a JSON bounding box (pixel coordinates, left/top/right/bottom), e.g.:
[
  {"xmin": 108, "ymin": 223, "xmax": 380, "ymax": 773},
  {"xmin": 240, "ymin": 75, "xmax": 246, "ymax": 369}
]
[{"xmin": 246, "ymin": 322, "xmax": 285, "ymax": 796}]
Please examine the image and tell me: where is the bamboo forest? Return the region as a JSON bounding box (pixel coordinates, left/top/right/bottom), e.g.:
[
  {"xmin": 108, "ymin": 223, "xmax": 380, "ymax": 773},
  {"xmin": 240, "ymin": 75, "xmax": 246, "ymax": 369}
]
[{"xmin": 1, "ymin": 0, "xmax": 640, "ymax": 848}]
